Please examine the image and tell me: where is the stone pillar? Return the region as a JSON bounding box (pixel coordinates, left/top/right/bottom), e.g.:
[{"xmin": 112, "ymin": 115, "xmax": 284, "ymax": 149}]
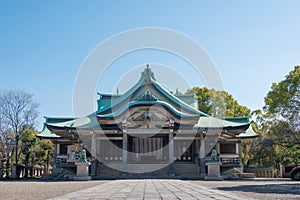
[
  {"xmin": 280, "ymin": 164, "xmax": 283, "ymax": 178},
  {"xmin": 169, "ymin": 120, "xmax": 175, "ymax": 176},
  {"xmin": 12, "ymin": 165, "xmax": 17, "ymax": 179},
  {"xmin": 199, "ymin": 133, "xmax": 206, "ymax": 176},
  {"xmin": 74, "ymin": 162, "xmax": 91, "ymax": 181},
  {"xmin": 122, "ymin": 120, "xmax": 128, "ymax": 175},
  {"xmin": 205, "ymin": 162, "xmax": 223, "ymax": 181}
]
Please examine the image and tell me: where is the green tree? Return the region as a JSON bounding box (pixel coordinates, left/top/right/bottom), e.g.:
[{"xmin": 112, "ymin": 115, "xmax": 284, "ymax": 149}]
[
  {"xmin": 240, "ymin": 110, "xmax": 264, "ymax": 167},
  {"xmin": 20, "ymin": 129, "xmax": 37, "ymax": 178},
  {"xmin": 264, "ymin": 66, "xmax": 299, "ymax": 125},
  {"xmin": 264, "ymin": 65, "xmax": 299, "ymax": 142},
  {"xmin": 264, "ymin": 66, "xmax": 300, "ymax": 164},
  {"xmin": 246, "ymin": 66, "xmax": 300, "ymax": 167},
  {"xmin": 35, "ymin": 139, "xmax": 54, "ymax": 174},
  {"xmin": 186, "ymin": 87, "xmax": 251, "ymax": 117}
]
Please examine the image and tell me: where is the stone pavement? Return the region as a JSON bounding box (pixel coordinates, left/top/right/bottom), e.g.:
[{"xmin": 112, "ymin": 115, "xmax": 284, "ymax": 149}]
[{"xmin": 50, "ymin": 179, "xmax": 255, "ymax": 200}]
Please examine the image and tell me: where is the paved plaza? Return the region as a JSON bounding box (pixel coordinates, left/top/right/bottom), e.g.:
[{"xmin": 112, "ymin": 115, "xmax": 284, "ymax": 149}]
[
  {"xmin": 50, "ymin": 179, "xmax": 253, "ymax": 200},
  {"xmin": 1, "ymin": 178, "xmax": 299, "ymax": 199}
]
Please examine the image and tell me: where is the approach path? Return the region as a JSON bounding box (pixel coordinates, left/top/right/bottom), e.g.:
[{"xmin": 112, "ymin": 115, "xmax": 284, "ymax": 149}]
[{"xmin": 50, "ymin": 179, "xmax": 254, "ymax": 200}]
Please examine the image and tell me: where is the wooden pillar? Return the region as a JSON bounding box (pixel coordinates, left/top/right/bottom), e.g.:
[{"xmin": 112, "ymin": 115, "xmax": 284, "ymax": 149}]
[
  {"xmin": 122, "ymin": 120, "xmax": 128, "ymax": 175},
  {"xmin": 53, "ymin": 141, "xmax": 58, "ymax": 169},
  {"xmin": 91, "ymin": 131, "xmax": 96, "ymax": 158},
  {"xmin": 237, "ymin": 142, "xmax": 243, "ymax": 170},
  {"xmin": 169, "ymin": 120, "xmax": 175, "ymax": 176},
  {"xmin": 216, "ymin": 142, "xmax": 220, "ymax": 154},
  {"xmin": 199, "ymin": 133, "xmax": 206, "ymax": 176}
]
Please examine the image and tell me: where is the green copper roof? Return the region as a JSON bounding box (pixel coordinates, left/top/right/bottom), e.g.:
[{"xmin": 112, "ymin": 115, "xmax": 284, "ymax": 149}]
[
  {"xmin": 37, "ymin": 126, "xmax": 61, "ymax": 139},
  {"xmin": 152, "ymin": 81, "xmax": 207, "ymax": 116},
  {"xmin": 175, "ymin": 93, "xmax": 197, "ymax": 105},
  {"xmin": 236, "ymin": 125, "xmax": 259, "ymax": 138},
  {"xmin": 46, "ymin": 113, "xmax": 100, "ymax": 129},
  {"xmin": 45, "ymin": 117, "xmax": 75, "ymax": 123},
  {"xmin": 194, "ymin": 116, "xmax": 249, "ymax": 130},
  {"xmin": 37, "ymin": 117, "xmax": 77, "ymax": 138},
  {"xmin": 224, "ymin": 117, "xmax": 250, "ymax": 124},
  {"xmin": 97, "ymin": 93, "xmax": 121, "ymax": 110},
  {"xmin": 97, "ymin": 100, "xmax": 200, "ymax": 119},
  {"xmin": 194, "ymin": 116, "xmax": 259, "ymax": 138},
  {"xmin": 97, "ymin": 67, "xmax": 207, "ymax": 118}
]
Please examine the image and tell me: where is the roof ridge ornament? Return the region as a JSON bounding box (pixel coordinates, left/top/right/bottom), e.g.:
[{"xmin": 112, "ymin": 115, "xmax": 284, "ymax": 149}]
[{"xmin": 141, "ymin": 64, "xmax": 156, "ymax": 82}]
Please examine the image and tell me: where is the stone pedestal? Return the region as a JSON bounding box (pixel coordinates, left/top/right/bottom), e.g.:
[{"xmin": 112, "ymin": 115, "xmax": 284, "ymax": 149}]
[
  {"xmin": 11, "ymin": 165, "xmax": 17, "ymax": 179},
  {"xmin": 74, "ymin": 162, "xmax": 91, "ymax": 181},
  {"xmin": 205, "ymin": 162, "xmax": 223, "ymax": 181}
]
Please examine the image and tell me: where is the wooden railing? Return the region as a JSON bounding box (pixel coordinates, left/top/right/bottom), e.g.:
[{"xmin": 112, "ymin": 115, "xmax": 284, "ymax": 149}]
[{"xmin": 219, "ymin": 157, "xmax": 241, "ymax": 165}]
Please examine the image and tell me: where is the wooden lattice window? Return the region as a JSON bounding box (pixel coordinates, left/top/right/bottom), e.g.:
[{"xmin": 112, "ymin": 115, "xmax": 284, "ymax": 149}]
[{"xmin": 219, "ymin": 143, "xmax": 236, "ymax": 154}]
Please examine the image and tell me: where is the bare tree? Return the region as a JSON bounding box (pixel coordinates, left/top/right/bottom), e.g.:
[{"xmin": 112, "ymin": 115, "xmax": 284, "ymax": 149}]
[
  {"xmin": 0, "ymin": 89, "xmax": 39, "ymax": 166},
  {"xmin": 0, "ymin": 127, "xmax": 14, "ymax": 178}
]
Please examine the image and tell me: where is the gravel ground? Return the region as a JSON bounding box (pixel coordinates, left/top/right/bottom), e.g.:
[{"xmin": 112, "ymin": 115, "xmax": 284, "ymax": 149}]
[
  {"xmin": 189, "ymin": 178, "xmax": 300, "ymax": 200},
  {"xmin": 0, "ymin": 178, "xmax": 299, "ymax": 200}
]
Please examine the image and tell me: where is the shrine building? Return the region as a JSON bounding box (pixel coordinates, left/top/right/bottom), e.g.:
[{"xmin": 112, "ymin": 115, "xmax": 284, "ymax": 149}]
[{"xmin": 37, "ymin": 66, "xmax": 258, "ymax": 179}]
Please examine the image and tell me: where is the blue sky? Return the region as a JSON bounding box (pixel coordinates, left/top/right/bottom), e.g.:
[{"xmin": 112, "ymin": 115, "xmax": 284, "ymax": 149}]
[{"xmin": 0, "ymin": 1, "xmax": 299, "ymax": 129}]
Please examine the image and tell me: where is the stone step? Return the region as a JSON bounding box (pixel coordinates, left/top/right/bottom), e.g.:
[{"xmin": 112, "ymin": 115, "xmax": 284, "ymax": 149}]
[
  {"xmin": 174, "ymin": 163, "xmax": 199, "ymax": 176},
  {"xmin": 97, "ymin": 163, "xmax": 199, "ymax": 177}
]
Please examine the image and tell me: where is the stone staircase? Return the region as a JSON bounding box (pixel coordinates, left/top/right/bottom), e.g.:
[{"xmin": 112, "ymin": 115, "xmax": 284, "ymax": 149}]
[
  {"xmin": 174, "ymin": 163, "xmax": 199, "ymax": 177},
  {"xmin": 41, "ymin": 167, "xmax": 76, "ymax": 180},
  {"xmin": 222, "ymin": 167, "xmax": 255, "ymax": 179},
  {"xmin": 97, "ymin": 163, "xmax": 169, "ymax": 177},
  {"xmin": 96, "ymin": 163, "xmax": 199, "ymax": 178},
  {"xmin": 97, "ymin": 163, "xmax": 122, "ymax": 177}
]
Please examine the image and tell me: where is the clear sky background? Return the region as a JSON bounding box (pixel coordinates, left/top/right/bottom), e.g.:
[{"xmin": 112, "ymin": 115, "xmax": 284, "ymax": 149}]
[{"xmin": 0, "ymin": 1, "xmax": 299, "ymax": 130}]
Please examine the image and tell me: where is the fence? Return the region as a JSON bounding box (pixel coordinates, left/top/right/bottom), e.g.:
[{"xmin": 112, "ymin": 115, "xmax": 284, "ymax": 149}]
[
  {"xmin": 12, "ymin": 165, "xmax": 45, "ymax": 179},
  {"xmin": 244, "ymin": 168, "xmax": 277, "ymax": 178}
]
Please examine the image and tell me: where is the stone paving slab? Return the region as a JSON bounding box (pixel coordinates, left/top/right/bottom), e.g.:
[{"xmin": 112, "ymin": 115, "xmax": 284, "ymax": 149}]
[{"xmin": 50, "ymin": 179, "xmax": 255, "ymax": 200}]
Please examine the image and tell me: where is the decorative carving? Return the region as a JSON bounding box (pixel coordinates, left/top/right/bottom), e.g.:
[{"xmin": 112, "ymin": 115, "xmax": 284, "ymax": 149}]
[{"xmin": 137, "ymin": 90, "xmax": 158, "ymax": 101}]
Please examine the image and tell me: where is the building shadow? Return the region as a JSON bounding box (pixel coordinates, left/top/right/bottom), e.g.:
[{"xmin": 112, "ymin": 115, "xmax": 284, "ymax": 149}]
[{"xmin": 218, "ymin": 183, "xmax": 300, "ymax": 195}]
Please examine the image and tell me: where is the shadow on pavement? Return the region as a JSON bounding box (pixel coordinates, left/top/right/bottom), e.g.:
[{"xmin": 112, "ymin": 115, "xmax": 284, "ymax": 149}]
[{"xmin": 218, "ymin": 183, "xmax": 300, "ymax": 195}]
